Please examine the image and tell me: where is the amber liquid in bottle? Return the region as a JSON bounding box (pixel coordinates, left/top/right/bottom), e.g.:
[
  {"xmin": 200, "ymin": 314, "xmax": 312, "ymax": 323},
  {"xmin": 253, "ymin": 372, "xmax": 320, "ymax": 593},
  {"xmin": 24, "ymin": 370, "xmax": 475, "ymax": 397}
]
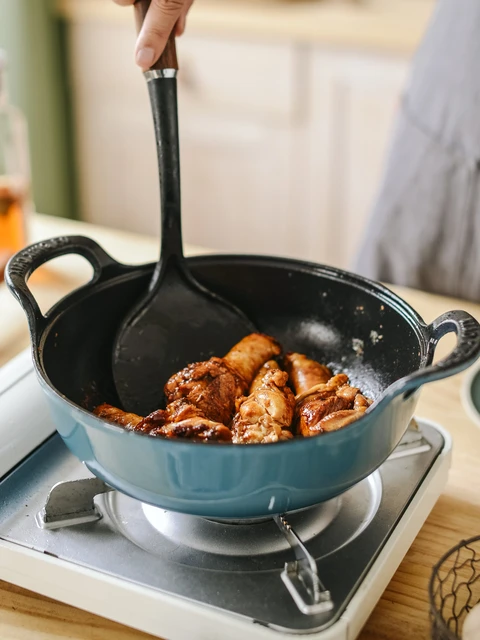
[
  {"xmin": 0, "ymin": 180, "xmax": 26, "ymax": 280},
  {"xmin": 0, "ymin": 49, "xmax": 31, "ymax": 282}
]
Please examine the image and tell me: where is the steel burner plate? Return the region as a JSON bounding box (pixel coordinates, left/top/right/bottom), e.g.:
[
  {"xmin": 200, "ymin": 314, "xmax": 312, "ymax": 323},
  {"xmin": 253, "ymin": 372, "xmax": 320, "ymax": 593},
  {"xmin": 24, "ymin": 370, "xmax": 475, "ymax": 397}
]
[
  {"xmin": 0, "ymin": 425, "xmax": 444, "ymax": 633},
  {"xmin": 104, "ymin": 473, "xmax": 379, "ymax": 572}
]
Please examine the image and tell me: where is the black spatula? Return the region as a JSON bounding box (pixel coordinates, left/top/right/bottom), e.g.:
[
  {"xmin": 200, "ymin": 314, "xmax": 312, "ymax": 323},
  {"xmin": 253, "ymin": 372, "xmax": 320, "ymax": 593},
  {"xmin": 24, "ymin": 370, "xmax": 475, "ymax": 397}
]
[{"xmin": 112, "ymin": 1, "xmax": 254, "ymax": 416}]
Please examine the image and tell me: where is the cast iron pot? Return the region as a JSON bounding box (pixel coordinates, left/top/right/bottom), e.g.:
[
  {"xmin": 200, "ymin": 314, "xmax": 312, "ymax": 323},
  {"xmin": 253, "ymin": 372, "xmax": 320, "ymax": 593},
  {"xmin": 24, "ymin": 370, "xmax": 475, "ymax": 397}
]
[{"xmin": 6, "ymin": 236, "xmax": 480, "ymax": 519}]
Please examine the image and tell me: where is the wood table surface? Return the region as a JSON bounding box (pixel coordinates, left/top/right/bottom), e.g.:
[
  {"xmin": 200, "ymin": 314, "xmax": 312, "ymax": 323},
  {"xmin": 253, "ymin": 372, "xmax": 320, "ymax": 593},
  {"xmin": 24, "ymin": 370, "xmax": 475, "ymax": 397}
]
[{"xmin": 1, "ymin": 215, "xmax": 480, "ymax": 640}]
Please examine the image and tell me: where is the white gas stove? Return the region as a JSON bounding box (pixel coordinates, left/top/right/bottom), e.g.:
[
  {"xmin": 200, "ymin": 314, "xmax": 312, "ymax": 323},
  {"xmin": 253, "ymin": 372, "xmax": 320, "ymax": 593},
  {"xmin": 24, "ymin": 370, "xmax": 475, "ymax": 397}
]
[{"xmin": 0, "ymin": 349, "xmax": 451, "ymax": 640}]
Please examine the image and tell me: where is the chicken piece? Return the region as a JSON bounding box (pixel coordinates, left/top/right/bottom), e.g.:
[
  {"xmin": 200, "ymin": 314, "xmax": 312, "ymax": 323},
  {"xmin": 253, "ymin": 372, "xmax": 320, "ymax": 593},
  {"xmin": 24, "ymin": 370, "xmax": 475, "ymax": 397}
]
[
  {"xmin": 337, "ymin": 384, "xmax": 360, "ymax": 404},
  {"xmin": 164, "ymin": 333, "xmax": 281, "ymax": 425},
  {"xmin": 295, "ymin": 373, "xmax": 349, "ymax": 404},
  {"xmin": 354, "ymin": 393, "xmax": 373, "ymax": 410},
  {"xmin": 93, "ymin": 403, "xmax": 143, "ymax": 430},
  {"xmin": 152, "ymin": 418, "xmax": 232, "ymax": 441},
  {"xmin": 284, "ymin": 352, "xmax": 332, "ymax": 396},
  {"xmin": 140, "ymin": 403, "xmax": 232, "ymax": 442},
  {"xmin": 294, "ymin": 374, "xmax": 368, "ymax": 437},
  {"xmin": 224, "ymin": 333, "xmax": 281, "ymax": 387},
  {"xmin": 233, "ymin": 359, "xmax": 280, "ymax": 414},
  {"xmin": 133, "ymin": 398, "xmax": 196, "ymax": 434},
  {"xmin": 295, "ymin": 392, "xmax": 354, "ymax": 437},
  {"xmin": 315, "ymin": 408, "xmax": 368, "ymax": 433},
  {"xmin": 164, "ymin": 357, "xmax": 244, "ymax": 425},
  {"xmin": 232, "ymin": 366, "xmax": 295, "ymax": 444},
  {"xmin": 295, "ymin": 380, "xmax": 372, "ymax": 436},
  {"xmin": 249, "ymin": 360, "xmax": 280, "ymax": 393},
  {"xmin": 285, "ymin": 352, "xmax": 370, "ymax": 437},
  {"xmin": 96, "ymin": 399, "xmax": 232, "ymax": 442}
]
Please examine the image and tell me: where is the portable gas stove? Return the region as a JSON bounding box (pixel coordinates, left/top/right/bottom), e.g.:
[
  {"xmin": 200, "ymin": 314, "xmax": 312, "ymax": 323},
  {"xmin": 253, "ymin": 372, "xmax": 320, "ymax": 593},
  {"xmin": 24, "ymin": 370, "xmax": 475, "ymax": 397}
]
[{"xmin": 0, "ymin": 349, "xmax": 451, "ymax": 640}]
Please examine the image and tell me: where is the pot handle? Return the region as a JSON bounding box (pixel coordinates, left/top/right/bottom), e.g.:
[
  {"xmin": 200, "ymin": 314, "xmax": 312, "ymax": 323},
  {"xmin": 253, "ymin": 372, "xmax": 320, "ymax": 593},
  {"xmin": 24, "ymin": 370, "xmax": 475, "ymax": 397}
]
[
  {"xmin": 384, "ymin": 310, "xmax": 480, "ymax": 400},
  {"xmin": 6, "ymin": 235, "xmax": 123, "ymax": 341}
]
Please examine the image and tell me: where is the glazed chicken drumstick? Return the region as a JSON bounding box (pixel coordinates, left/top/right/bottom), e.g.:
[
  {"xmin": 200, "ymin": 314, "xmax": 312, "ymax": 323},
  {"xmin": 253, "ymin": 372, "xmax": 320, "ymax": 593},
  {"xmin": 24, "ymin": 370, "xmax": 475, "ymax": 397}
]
[
  {"xmin": 94, "ymin": 403, "xmax": 143, "ymax": 430},
  {"xmin": 232, "ymin": 360, "xmax": 295, "ymax": 444},
  {"xmin": 285, "ymin": 353, "xmax": 372, "ymax": 437},
  {"xmin": 285, "ymin": 352, "xmax": 332, "ymax": 396},
  {"xmin": 94, "ymin": 400, "xmax": 232, "ymax": 441},
  {"xmin": 164, "ymin": 333, "xmax": 281, "ymax": 425},
  {"xmin": 135, "ymin": 400, "xmax": 232, "ymax": 441}
]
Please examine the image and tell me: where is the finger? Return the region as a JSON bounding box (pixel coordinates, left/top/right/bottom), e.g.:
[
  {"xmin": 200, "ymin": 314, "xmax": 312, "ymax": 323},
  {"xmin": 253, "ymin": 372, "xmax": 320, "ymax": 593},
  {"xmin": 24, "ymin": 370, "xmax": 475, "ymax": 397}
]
[
  {"xmin": 175, "ymin": 14, "xmax": 186, "ymax": 36},
  {"xmin": 175, "ymin": 0, "xmax": 193, "ymax": 36},
  {"xmin": 112, "ymin": 0, "xmax": 135, "ymax": 5},
  {"xmin": 135, "ymin": 0, "xmax": 185, "ymax": 70}
]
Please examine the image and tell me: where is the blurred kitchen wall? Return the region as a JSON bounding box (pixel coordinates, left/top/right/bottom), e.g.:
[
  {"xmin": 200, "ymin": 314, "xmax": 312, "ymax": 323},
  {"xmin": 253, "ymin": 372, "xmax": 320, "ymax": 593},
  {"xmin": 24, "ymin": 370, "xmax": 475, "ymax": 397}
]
[
  {"xmin": 0, "ymin": 0, "xmax": 76, "ymax": 218},
  {"xmin": 57, "ymin": 0, "xmax": 435, "ymax": 267}
]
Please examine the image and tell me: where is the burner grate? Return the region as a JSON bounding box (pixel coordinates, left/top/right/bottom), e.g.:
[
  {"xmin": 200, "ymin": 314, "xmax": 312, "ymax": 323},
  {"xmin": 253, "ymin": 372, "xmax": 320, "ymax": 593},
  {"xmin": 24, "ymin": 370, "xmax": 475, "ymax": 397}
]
[
  {"xmin": 36, "ymin": 478, "xmax": 113, "ymax": 530},
  {"xmin": 275, "ymin": 514, "xmax": 333, "ymax": 615}
]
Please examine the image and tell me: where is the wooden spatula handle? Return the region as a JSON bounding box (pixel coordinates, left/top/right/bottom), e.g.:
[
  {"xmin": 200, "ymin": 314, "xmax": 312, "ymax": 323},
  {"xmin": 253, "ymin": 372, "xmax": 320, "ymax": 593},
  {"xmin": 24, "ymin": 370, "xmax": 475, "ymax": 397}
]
[{"xmin": 134, "ymin": 0, "xmax": 178, "ymax": 71}]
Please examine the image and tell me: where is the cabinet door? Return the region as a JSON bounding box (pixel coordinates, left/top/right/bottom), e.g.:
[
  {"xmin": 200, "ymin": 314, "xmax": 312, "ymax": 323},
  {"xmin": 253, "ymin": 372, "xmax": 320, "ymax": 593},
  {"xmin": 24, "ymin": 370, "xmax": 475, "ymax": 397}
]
[
  {"xmin": 306, "ymin": 51, "xmax": 409, "ymax": 269},
  {"xmin": 178, "ymin": 107, "xmax": 296, "ymax": 255},
  {"xmin": 176, "ymin": 35, "xmax": 301, "ymax": 255},
  {"xmin": 68, "ymin": 22, "xmax": 160, "ymax": 236}
]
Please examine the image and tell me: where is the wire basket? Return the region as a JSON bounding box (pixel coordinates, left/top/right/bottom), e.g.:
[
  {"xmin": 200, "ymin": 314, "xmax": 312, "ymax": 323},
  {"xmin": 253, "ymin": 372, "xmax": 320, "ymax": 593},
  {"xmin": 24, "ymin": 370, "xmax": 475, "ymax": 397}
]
[{"xmin": 429, "ymin": 535, "xmax": 480, "ymax": 639}]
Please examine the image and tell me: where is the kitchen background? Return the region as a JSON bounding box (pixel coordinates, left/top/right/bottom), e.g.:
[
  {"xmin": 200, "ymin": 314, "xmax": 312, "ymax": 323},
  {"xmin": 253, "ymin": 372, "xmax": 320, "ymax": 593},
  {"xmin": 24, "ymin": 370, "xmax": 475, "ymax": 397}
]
[{"xmin": 1, "ymin": 0, "xmax": 435, "ymax": 269}]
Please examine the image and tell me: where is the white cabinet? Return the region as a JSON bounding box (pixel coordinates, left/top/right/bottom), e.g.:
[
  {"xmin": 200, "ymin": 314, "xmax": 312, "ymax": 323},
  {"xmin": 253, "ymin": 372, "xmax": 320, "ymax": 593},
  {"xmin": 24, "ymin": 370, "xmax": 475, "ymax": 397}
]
[
  {"xmin": 179, "ymin": 109, "xmax": 295, "ymax": 255},
  {"xmin": 176, "ymin": 36, "xmax": 304, "ymax": 255},
  {"xmin": 68, "ymin": 22, "xmax": 160, "ymax": 236},
  {"xmin": 305, "ymin": 51, "xmax": 409, "ymax": 268},
  {"xmin": 66, "ymin": 24, "xmax": 410, "ymax": 267}
]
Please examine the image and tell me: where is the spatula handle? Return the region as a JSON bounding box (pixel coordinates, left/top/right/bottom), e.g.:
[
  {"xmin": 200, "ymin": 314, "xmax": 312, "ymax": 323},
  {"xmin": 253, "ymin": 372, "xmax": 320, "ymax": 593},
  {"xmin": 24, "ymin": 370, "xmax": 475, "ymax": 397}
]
[
  {"xmin": 134, "ymin": 0, "xmax": 178, "ymax": 70},
  {"xmin": 134, "ymin": 0, "xmax": 184, "ymax": 268}
]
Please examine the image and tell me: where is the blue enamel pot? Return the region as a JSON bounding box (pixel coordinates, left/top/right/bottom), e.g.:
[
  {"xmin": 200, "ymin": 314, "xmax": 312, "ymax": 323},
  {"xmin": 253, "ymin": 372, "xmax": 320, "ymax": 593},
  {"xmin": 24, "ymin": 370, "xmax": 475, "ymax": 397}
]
[{"xmin": 6, "ymin": 236, "xmax": 480, "ymax": 518}]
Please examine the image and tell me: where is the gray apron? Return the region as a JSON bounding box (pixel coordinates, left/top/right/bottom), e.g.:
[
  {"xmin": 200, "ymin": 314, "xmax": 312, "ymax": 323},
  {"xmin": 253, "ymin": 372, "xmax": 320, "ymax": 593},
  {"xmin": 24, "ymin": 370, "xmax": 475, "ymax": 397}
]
[{"xmin": 354, "ymin": 0, "xmax": 480, "ymax": 302}]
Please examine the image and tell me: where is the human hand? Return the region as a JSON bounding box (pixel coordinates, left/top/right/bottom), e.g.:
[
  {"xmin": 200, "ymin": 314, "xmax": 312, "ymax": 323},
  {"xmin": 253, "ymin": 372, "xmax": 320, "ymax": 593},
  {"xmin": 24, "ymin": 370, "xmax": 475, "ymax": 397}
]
[{"xmin": 113, "ymin": 0, "xmax": 194, "ymax": 70}]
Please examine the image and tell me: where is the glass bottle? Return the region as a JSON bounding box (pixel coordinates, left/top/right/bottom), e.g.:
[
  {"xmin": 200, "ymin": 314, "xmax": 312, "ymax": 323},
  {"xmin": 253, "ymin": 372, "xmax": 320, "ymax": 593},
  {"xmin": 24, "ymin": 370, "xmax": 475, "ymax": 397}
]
[{"xmin": 0, "ymin": 50, "xmax": 31, "ymax": 281}]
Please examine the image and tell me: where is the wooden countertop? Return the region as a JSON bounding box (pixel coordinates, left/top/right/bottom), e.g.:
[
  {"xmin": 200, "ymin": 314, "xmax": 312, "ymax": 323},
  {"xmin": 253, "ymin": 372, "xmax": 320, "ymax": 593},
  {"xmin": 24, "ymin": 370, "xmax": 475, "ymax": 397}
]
[
  {"xmin": 1, "ymin": 214, "xmax": 480, "ymax": 639},
  {"xmin": 57, "ymin": 0, "xmax": 435, "ymax": 55}
]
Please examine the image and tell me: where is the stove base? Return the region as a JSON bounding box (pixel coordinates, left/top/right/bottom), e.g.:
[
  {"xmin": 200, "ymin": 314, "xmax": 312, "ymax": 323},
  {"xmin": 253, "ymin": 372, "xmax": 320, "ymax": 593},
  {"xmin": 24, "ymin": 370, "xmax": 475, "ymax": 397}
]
[{"xmin": 0, "ymin": 419, "xmax": 450, "ymax": 640}]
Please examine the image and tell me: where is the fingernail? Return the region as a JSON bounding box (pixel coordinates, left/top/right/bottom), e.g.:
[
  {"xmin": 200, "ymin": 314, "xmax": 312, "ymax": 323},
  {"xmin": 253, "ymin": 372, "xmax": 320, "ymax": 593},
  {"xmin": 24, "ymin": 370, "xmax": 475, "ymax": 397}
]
[{"xmin": 136, "ymin": 47, "xmax": 155, "ymax": 69}]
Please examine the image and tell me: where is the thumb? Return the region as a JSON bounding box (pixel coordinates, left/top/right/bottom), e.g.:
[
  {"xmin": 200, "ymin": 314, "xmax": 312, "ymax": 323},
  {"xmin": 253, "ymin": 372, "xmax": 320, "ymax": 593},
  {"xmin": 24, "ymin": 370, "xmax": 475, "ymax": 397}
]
[{"xmin": 135, "ymin": 0, "xmax": 185, "ymax": 70}]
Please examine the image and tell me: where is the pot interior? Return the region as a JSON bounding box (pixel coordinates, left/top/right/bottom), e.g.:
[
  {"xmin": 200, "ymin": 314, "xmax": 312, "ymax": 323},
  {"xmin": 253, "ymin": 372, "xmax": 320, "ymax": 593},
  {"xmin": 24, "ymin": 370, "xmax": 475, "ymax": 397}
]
[{"xmin": 39, "ymin": 257, "xmax": 427, "ymax": 413}]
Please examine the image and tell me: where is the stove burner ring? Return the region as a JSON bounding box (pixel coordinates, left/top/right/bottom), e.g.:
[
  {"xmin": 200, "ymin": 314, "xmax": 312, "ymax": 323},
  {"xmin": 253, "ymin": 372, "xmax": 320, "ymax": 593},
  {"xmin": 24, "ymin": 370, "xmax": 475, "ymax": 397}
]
[
  {"xmin": 103, "ymin": 472, "xmax": 382, "ymax": 571},
  {"xmin": 206, "ymin": 516, "xmax": 282, "ymax": 526},
  {"xmin": 205, "ymin": 504, "xmax": 335, "ymax": 526},
  {"xmin": 140, "ymin": 499, "xmax": 342, "ymax": 558}
]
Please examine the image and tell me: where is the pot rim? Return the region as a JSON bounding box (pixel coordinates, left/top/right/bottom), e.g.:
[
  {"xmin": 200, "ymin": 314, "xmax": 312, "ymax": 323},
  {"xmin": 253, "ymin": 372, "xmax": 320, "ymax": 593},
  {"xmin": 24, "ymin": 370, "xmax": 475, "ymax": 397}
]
[{"xmin": 33, "ymin": 253, "xmax": 430, "ymax": 450}]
